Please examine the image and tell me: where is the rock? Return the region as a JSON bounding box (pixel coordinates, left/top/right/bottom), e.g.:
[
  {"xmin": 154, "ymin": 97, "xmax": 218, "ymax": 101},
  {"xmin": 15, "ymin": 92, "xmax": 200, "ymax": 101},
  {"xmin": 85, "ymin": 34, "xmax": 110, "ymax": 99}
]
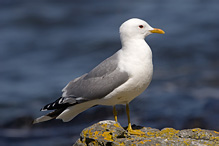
[{"xmin": 73, "ymin": 120, "xmax": 219, "ymax": 146}]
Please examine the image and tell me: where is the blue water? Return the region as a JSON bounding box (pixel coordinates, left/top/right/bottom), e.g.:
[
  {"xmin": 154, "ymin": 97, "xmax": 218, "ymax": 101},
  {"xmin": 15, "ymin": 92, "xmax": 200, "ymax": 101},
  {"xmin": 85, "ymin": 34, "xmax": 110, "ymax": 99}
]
[{"xmin": 0, "ymin": 0, "xmax": 219, "ymax": 145}]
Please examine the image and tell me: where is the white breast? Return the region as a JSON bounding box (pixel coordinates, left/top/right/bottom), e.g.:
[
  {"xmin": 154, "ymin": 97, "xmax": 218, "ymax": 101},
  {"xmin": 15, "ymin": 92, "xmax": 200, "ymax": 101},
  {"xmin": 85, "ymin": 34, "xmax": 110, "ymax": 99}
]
[{"xmin": 99, "ymin": 39, "xmax": 153, "ymax": 105}]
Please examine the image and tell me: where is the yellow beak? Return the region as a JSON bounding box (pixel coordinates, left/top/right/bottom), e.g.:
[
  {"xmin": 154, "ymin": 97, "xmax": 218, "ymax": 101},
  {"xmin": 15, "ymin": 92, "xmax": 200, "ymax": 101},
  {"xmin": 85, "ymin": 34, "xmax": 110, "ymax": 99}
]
[{"xmin": 150, "ymin": 28, "xmax": 165, "ymax": 34}]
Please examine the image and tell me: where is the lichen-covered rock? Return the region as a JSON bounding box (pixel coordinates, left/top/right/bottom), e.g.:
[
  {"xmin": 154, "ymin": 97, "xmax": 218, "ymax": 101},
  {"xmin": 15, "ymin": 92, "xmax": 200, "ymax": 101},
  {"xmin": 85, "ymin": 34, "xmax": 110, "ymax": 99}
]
[{"xmin": 74, "ymin": 120, "xmax": 219, "ymax": 146}]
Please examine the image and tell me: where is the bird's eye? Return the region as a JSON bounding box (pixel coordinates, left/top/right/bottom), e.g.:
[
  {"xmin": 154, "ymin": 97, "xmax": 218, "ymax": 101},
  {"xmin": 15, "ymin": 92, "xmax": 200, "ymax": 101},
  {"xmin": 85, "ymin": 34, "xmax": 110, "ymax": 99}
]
[{"xmin": 139, "ymin": 25, "xmax": 144, "ymax": 28}]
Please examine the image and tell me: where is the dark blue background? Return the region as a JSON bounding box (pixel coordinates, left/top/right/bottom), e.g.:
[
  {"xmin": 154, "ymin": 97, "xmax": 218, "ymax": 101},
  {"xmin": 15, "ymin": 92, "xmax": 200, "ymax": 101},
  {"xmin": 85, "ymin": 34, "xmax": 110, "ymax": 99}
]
[{"xmin": 0, "ymin": 0, "xmax": 219, "ymax": 145}]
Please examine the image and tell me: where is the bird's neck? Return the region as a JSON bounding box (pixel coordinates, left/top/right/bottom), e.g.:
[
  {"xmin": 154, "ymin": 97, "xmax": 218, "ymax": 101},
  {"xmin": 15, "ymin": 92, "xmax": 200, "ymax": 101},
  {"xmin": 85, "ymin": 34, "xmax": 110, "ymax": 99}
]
[
  {"xmin": 121, "ymin": 38, "xmax": 152, "ymax": 58},
  {"xmin": 118, "ymin": 38, "xmax": 153, "ymax": 78}
]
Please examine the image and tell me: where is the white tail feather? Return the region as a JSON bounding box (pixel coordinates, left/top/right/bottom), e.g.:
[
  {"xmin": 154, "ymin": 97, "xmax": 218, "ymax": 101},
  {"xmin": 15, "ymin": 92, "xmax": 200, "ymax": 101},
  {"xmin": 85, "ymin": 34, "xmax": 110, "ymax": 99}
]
[
  {"xmin": 33, "ymin": 115, "xmax": 53, "ymax": 124},
  {"xmin": 56, "ymin": 100, "xmax": 97, "ymax": 122}
]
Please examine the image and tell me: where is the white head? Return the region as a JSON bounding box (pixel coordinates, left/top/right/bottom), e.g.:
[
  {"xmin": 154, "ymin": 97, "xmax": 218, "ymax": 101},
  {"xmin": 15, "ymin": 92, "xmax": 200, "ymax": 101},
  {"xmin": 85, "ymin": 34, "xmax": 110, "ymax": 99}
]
[{"xmin": 120, "ymin": 18, "xmax": 164, "ymax": 41}]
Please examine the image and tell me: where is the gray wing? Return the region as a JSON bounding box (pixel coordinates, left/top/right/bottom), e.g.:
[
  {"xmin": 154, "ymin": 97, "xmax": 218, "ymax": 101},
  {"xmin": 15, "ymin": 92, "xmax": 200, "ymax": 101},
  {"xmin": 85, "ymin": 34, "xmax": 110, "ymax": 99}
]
[
  {"xmin": 62, "ymin": 53, "xmax": 129, "ymax": 103},
  {"xmin": 37, "ymin": 54, "xmax": 129, "ymax": 122}
]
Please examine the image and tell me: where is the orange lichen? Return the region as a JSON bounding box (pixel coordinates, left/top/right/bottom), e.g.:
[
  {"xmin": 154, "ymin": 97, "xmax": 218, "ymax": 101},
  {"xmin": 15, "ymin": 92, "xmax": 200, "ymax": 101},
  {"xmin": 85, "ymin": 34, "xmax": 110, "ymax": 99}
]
[
  {"xmin": 102, "ymin": 131, "xmax": 113, "ymax": 141},
  {"xmin": 147, "ymin": 131, "xmax": 157, "ymax": 137},
  {"xmin": 158, "ymin": 128, "xmax": 179, "ymax": 138},
  {"xmin": 183, "ymin": 138, "xmax": 191, "ymax": 145},
  {"xmin": 113, "ymin": 123, "xmax": 121, "ymax": 128}
]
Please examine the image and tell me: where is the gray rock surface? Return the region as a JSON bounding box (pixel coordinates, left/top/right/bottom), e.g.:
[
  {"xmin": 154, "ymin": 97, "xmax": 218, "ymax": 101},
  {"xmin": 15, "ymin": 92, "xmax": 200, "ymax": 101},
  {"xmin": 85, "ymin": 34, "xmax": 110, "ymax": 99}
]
[{"xmin": 74, "ymin": 120, "xmax": 219, "ymax": 146}]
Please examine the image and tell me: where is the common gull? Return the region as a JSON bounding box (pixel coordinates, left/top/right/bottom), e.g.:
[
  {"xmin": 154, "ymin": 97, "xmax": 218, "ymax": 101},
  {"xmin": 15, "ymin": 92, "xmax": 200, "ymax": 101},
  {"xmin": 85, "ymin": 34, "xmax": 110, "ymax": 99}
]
[{"xmin": 34, "ymin": 18, "xmax": 165, "ymax": 134}]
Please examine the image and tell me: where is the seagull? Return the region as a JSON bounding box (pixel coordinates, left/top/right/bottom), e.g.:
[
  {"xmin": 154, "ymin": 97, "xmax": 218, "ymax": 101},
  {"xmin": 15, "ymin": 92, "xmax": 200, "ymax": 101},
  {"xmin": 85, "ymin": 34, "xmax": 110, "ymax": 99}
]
[{"xmin": 33, "ymin": 18, "xmax": 164, "ymax": 134}]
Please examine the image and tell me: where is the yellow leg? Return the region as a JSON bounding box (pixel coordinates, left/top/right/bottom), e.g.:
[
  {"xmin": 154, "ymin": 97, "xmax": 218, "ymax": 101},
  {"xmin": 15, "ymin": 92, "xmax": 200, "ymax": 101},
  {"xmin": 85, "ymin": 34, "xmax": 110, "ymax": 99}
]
[
  {"xmin": 126, "ymin": 103, "xmax": 132, "ymax": 130},
  {"xmin": 113, "ymin": 105, "xmax": 118, "ymax": 122},
  {"xmin": 126, "ymin": 103, "xmax": 145, "ymax": 135}
]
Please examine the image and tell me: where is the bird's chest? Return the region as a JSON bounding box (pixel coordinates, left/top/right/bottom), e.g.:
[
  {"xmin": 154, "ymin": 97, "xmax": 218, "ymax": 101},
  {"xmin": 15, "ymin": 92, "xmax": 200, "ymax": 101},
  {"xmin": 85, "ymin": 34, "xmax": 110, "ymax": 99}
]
[
  {"xmin": 119, "ymin": 49, "xmax": 153, "ymax": 85},
  {"xmin": 101, "ymin": 43, "xmax": 153, "ymax": 105},
  {"xmin": 114, "ymin": 53, "xmax": 153, "ymax": 103},
  {"xmin": 101, "ymin": 58, "xmax": 153, "ymax": 105},
  {"xmin": 122, "ymin": 58, "xmax": 153, "ymax": 92}
]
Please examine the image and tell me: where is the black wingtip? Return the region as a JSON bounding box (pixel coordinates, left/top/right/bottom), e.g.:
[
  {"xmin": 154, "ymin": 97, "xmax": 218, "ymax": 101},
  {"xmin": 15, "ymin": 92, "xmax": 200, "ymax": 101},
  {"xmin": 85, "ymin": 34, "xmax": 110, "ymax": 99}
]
[
  {"xmin": 40, "ymin": 97, "xmax": 72, "ymax": 111},
  {"xmin": 40, "ymin": 104, "xmax": 50, "ymax": 111}
]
